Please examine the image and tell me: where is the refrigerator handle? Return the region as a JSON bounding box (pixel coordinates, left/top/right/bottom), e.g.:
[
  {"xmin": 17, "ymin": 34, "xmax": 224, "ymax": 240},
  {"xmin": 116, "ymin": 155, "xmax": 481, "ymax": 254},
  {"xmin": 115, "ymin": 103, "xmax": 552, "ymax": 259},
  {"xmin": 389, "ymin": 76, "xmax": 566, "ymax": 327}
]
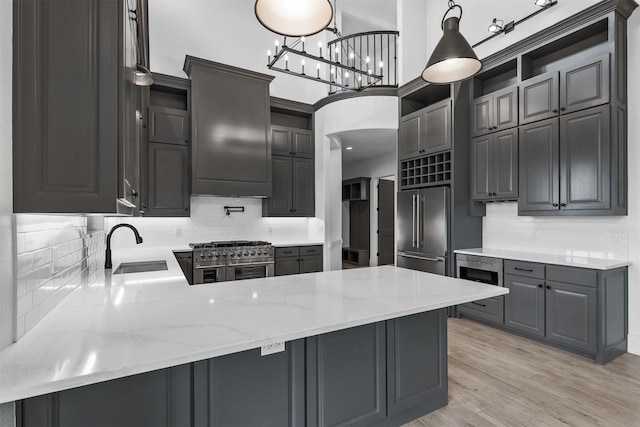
[
  {"xmin": 412, "ymin": 194, "xmax": 416, "ymax": 247},
  {"xmin": 416, "ymin": 195, "xmax": 421, "ymax": 249}
]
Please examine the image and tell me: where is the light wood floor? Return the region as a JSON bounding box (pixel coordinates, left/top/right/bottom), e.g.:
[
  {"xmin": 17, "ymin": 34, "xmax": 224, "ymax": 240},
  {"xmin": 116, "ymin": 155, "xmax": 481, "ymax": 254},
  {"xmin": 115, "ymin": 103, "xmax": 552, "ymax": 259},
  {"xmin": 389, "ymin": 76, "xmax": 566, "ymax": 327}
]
[{"xmin": 405, "ymin": 318, "xmax": 640, "ymax": 427}]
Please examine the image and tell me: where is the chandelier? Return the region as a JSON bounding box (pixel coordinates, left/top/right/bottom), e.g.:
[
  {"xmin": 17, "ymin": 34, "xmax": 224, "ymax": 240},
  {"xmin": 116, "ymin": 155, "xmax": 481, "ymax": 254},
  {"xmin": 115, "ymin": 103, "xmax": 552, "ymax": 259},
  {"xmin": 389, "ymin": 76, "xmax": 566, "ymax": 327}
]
[{"xmin": 266, "ymin": 31, "xmax": 399, "ymax": 93}]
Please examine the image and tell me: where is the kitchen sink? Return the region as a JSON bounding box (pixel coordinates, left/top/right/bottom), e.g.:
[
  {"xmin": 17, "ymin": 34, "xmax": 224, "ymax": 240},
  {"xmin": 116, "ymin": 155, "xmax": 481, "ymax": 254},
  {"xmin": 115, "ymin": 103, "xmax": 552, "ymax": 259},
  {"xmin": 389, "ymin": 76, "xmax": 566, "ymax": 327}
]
[{"xmin": 113, "ymin": 260, "xmax": 168, "ymax": 274}]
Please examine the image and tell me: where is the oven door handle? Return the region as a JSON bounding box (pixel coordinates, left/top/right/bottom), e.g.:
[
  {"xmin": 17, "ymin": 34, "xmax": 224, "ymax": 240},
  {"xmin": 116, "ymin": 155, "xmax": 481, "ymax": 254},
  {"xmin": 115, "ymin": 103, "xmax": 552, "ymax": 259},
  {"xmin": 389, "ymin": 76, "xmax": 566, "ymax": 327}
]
[{"xmin": 227, "ymin": 261, "xmax": 275, "ymax": 267}]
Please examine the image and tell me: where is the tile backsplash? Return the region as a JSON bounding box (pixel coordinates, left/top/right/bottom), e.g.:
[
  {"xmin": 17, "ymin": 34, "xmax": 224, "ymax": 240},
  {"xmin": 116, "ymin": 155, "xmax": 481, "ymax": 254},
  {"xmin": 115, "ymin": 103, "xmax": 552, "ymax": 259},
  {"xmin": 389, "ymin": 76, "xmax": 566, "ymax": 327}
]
[
  {"xmin": 16, "ymin": 215, "xmax": 105, "ymax": 339},
  {"xmin": 483, "ymin": 202, "xmax": 629, "ymax": 259}
]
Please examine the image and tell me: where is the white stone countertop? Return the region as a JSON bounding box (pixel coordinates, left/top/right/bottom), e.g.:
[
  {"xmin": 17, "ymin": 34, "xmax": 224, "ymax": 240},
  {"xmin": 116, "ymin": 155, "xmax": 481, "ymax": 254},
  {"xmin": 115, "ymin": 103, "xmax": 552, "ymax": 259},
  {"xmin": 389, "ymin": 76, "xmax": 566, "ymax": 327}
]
[
  {"xmin": 454, "ymin": 248, "xmax": 631, "ymax": 270},
  {"xmin": 0, "ymin": 246, "xmax": 507, "ymax": 404}
]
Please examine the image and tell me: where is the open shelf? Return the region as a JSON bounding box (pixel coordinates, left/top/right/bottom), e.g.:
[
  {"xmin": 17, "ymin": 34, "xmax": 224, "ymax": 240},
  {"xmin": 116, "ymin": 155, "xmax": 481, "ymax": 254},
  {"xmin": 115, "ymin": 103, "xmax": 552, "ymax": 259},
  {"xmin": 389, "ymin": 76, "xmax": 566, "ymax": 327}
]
[
  {"xmin": 342, "ymin": 177, "xmax": 370, "ymax": 201},
  {"xmin": 473, "ymin": 59, "xmax": 518, "ymax": 98},
  {"xmin": 401, "ymin": 84, "xmax": 451, "ymax": 117},
  {"xmin": 400, "ymin": 151, "xmax": 452, "ymax": 189},
  {"xmin": 342, "ymin": 248, "xmax": 370, "ymax": 266}
]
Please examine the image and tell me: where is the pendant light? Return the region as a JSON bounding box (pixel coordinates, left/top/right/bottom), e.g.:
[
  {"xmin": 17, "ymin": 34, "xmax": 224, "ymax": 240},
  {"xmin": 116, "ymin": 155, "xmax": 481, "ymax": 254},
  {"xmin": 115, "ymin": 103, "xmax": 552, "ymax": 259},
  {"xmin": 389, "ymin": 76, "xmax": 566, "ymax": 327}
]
[
  {"xmin": 255, "ymin": 0, "xmax": 334, "ymax": 37},
  {"xmin": 422, "ymin": 0, "xmax": 481, "ymax": 84}
]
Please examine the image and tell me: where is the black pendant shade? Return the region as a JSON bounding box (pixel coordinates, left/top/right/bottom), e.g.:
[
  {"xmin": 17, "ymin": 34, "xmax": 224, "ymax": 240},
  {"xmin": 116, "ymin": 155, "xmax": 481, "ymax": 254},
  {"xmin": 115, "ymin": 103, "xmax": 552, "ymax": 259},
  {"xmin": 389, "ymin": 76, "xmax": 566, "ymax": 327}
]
[{"xmin": 422, "ymin": 15, "xmax": 482, "ymax": 84}]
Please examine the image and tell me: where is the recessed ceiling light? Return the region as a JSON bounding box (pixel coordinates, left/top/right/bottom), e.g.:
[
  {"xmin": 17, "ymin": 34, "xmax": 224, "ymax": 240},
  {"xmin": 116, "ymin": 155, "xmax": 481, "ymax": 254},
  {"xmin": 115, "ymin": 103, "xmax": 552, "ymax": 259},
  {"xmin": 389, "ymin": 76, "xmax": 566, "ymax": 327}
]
[{"xmin": 346, "ymin": 146, "xmax": 353, "ymax": 150}]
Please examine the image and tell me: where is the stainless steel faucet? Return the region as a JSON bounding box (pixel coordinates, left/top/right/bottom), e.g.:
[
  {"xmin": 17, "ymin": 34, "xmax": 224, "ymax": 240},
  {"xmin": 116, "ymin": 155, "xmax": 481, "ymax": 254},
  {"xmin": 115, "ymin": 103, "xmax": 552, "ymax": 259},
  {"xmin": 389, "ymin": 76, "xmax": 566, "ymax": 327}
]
[{"xmin": 105, "ymin": 224, "xmax": 143, "ymax": 269}]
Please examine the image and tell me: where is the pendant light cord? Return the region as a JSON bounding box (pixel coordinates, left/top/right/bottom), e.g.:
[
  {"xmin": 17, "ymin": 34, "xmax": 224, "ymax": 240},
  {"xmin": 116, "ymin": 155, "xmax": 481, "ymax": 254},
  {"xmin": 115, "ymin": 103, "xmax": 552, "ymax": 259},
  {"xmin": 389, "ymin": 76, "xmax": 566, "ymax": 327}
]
[{"xmin": 441, "ymin": 0, "xmax": 463, "ymax": 29}]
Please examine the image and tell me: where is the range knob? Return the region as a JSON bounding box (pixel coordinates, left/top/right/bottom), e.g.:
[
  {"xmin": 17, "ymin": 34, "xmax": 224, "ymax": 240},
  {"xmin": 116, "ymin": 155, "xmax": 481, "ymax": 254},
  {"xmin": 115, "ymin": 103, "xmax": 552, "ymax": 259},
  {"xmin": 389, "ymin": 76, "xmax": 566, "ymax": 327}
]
[
  {"xmin": 208, "ymin": 253, "xmax": 213, "ymax": 258},
  {"xmin": 230, "ymin": 253, "xmax": 235, "ymax": 257},
  {"xmin": 243, "ymin": 251, "xmax": 249, "ymax": 256},
  {"xmin": 257, "ymin": 250, "xmax": 262, "ymax": 255},
  {"xmin": 200, "ymin": 253, "xmax": 205, "ymax": 259},
  {"xmin": 251, "ymin": 251, "xmax": 256, "ymax": 256}
]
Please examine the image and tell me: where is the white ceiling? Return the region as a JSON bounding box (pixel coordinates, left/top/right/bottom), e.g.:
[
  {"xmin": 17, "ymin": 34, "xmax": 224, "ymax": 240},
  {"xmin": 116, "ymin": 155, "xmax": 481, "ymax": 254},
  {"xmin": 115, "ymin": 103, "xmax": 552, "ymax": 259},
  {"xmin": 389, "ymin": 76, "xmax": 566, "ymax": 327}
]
[{"xmin": 337, "ymin": 129, "xmax": 397, "ymax": 164}]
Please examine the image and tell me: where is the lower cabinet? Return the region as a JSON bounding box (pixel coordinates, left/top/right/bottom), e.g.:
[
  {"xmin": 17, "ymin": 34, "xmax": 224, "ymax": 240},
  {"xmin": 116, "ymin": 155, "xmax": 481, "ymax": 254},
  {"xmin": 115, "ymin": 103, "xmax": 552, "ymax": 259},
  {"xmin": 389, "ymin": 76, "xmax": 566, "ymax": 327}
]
[
  {"xmin": 501, "ymin": 261, "xmax": 626, "ymax": 364},
  {"xmin": 18, "ymin": 311, "xmax": 448, "ymax": 427},
  {"xmin": 274, "ymin": 245, "xmax": 323, "ymax": 276}
]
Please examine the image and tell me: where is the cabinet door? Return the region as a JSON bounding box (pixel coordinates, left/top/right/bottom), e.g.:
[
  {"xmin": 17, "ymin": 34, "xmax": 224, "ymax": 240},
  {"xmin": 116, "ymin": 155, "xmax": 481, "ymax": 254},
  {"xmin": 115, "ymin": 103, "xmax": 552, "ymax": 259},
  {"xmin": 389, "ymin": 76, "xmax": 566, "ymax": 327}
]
[
  {"xmin": 275, "ymin": 256, "xmax": 300, "ymax": 276},
  {"xmin": 504, "ymin": 274, "xmax": 545, "ymax": 337},
  {"xmin": 271, "ymin": 125, "xmax": 292, "ymax": 156},
  {"xmin": 266, "ymin": 156, "xmax": 293, "ymax": 216},
  {"xmin": 561, "ymin": 54, "xmax": 609, "ymax": 115},
  {"xmin": 518, "ymin": 118, "xmax": 560, "ymax": 213},
  {"xmin": 306, "ymin": 322, "xmax": 387, "ymax": 427},
  {"xmin": 520, "ymin": 73, "xmax": 559, "ymax": 125},
  {"xmin": 545, "ymin": 281, "xmax": 597, "ymax": 353},
  {"xmin": 559, "ymin": 106, "xmax": 610, "ymax": 211},
  {"xmin": 300, "ymin": 255, "xmax": 322, "ymax": 274},
  {"xmin": 148, "ymin": 106, "xmax": 189, "ymax": 145},
  {"xmin": 387, "ymin": 310, "xmax": 447, "ymax": 418},
  {"xmin": 470, "ymin": 135, "xmax": 492, "ymax": 201},
  {"xmin": 398, "ymin": 112, "xmax": 422, "ymax": 160},
  {"xmin": 493, "ymin": 128, "xmax": 518, "ymax": 199},
  {"xmin": 13, "ymin": 0, "xmax": 120, "ymax": 213},
  {"xmin": 422, "ymin": 100, "xmax": 452, "ymax": 155},
  {"xmin": 293, "ymin": 129, "xmax": 314, "ymax": 158},
  {"xmin": 471, "ymin": 94, "xmax": 493, "ymax": 137},
  {"xmin": 292, "ymin": 157, "xmax": 315, "ymax": 216},
  {"xmin": 193, "ymin": 341, "xmax": 305, "ymax": 427},
  {"xmin": 494, "ymin": 86, "xmax": 518, "ymax": 131},
  {"xmin": 146, "ymin": 143, "xmax": 190, "ymax": 217}
]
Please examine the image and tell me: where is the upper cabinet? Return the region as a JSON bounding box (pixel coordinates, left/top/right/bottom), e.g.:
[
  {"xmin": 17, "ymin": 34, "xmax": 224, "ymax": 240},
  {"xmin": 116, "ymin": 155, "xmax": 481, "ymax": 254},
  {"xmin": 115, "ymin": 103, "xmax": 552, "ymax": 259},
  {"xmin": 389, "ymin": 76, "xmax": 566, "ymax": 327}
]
[
  {"xmin": 520, "ymin": 55, "xmax": 609, "ymax": 125},
  {"xmin": 184, "ymin": 57, "xmax": 274, "ymax": 197},
  {"xmin": 263, "ymin": 98, "xmax": 315, "ymax": 217},
  {"xmin": 464, "ymin": 2, "xmax": 634, "ymax": 216},
  {"xmin": 13, "ymin": 0, "xmax": 147, "ymax": 214},
  {"xmin": 399, "ymin": 99, "xmax": 452, "ymax": 161},
  {"xmin": 141, "ymin": 73, "xmax": 191, "ymax": 217}
]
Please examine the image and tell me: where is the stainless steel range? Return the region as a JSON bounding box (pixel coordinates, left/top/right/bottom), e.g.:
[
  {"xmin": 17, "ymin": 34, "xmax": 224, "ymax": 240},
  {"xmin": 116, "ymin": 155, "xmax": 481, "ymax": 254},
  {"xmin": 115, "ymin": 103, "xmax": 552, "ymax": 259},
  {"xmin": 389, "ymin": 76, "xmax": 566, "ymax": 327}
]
[{"xmin": 190, "ymin": 241, "xmax": 275, "ymax": 285}]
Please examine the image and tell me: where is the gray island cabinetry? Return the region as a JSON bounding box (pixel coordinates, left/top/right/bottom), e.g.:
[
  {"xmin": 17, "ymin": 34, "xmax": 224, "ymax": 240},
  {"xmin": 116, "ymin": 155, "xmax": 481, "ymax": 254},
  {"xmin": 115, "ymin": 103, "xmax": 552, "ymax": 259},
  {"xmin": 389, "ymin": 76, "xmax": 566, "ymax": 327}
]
[{"xmin": 19, "ymin": 310, "xmax": 446, "ymax": 427}]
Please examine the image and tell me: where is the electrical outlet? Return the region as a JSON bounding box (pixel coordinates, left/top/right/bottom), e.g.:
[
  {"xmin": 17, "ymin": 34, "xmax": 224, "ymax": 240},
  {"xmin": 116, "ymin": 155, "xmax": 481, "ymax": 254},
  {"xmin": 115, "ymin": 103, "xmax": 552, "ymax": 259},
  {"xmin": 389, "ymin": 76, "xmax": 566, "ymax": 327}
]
[
  {"xmin": 175, "ymin": 228, "xmax": 181, "ymax": 237},
  {"xmin": 610, "ymin": 229, "xmax": 621, "ymax": 241},
  {"xmin": 261, "ymin": 342, "xmax": 285, "ymax": 356}
]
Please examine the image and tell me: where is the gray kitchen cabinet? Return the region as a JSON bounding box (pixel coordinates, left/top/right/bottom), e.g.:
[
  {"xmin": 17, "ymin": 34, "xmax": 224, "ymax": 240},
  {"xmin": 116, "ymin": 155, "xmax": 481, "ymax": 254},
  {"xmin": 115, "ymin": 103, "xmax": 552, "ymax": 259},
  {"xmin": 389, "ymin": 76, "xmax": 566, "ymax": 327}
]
[
  {"xmin": 264, "ymin": 126, "xmax": 315, "ymax": 217},
  {"xmin": 173, "ymin": 251, "xmax": 193, "ymax": 285},
  {"xmin": 496, "ymin": 260, "xmax": 627, "ymax": 364},
  {"xmin": 13, "ymin": 0, "xmax": 145, "ymax": 214},
  {"xmin": 519, "ymin": 105, "xmax": 611, "ymax": 215},
  {"xmin": 141, "ymin": 74, "xmax": 191, "ymax": 217},
  {"xmin": 472, "ymin": 86, "xmax": 518, "ymax": 136},
  {"xmin": 148, "ymin": 106, "xmax": 189, "ymax": 145},
  {"xmin": 471, "ymin": 128, "xmax": 518, "ymax": 201},
  {"xmin": 145, "ymin": 143, "xmax": 190, "ymax": 217},
  {"xmin": 456, "ymin": 296, "xmax": 504, "ymax": 326},
  {"xmin": 386, "ymin": 310, "xmax": 447, "ymax": 422},
  {"xmin": 184, "ymin": 57, "xmax": 274, "ymax": 197},
  {"xmin": 274, "ymin": 246, "xmax": 323, "ymax": 276},
  {"xmin": 520, "ymin": 55, "xmax": 610, "ymax": 126},
  {"xmin": 271, "ymin": 126, "xmax": 314, "ymax": 158},
  {"xmin": 306, "ymin": 322, "xmax": 387, "ymax": 427},
  {"xmin": 518, "ymin": 118, "xmax": 560, "ymax": 213},
  {"xmin": 264, "ymin": 155, "xmax": 314, "ymax": 217},
  {"xmin": 545, "ymin": 280, "xmax": 597, "ymax": 353},
  {"xmin": 193, "ymin": 341, "xmax": 306, "ymax": 427},
  {"xmin": 398, "ymin": 100, "xmax": 452, "ymax": 160},
  {"xmin": 504, "ymin": 274, "xmax": 545, "ymax": 337}
]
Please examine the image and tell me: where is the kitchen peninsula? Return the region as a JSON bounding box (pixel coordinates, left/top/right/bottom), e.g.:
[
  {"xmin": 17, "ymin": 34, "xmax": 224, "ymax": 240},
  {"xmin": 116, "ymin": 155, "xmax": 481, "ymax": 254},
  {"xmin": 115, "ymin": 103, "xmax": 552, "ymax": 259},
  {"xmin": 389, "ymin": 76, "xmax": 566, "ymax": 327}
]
[{"xmin": 1, "ymin": 247, "xmax": 507, "ymax": 426}]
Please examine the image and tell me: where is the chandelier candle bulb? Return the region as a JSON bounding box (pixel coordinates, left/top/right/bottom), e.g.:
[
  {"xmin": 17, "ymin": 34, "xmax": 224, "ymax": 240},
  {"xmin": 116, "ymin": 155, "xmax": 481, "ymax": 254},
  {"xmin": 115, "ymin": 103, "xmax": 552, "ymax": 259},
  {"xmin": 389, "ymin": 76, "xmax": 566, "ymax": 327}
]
[
  {"xmin": 301, "ymin": 36, "xmax": 305, "ymax": 52},
  {"xmin": 267, "ymin": 50, "xmax": 271, "ymax": 64},
  {"xmin": 335, "ymin": 46, "xmax": 340, "ymax": 63},
  {"xmin": 318, "ymin": 41, "xmax": 323, "ymax": 58},
  {"xmin": 317, "ymin": 63, "xmax": 320, "ymax": 78},
  {"xmin": 285, "ymin": 54, "xmax": 289, "ymax": 70},
  {"xmin": 301, "ymin": 59, "xmax": 305, "ymax": 75},
  {"xmin": 274, "ymin": 39, "xmax": 279, "ymax": 55}
]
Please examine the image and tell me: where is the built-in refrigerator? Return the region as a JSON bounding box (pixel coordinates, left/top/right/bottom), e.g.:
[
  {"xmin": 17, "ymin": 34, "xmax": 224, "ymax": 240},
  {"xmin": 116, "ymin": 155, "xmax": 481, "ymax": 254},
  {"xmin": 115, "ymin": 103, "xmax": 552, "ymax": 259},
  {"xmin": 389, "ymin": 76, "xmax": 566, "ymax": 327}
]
[{"xmin": 397, "ymin": 186, "xmax": 449, "ymax": 275}]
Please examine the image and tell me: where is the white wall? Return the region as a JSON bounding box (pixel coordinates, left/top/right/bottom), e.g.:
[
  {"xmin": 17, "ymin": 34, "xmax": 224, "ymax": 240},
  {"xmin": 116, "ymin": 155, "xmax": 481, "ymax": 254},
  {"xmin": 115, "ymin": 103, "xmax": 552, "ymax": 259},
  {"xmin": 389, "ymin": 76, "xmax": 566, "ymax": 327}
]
[
  {"xmin": 0, "ymin": 0, "xmax": 15, "ymax": 353},
  {"xmin": 625, "ymin": 8, "xmax": 640, "ymax": 355},
  {"xmin": 398, "ymin": 0, "xmax": 428, "ymax": 85},
  {"xmin": 149, "ymin": 0, "xmax": 327, "ymax": 104},
  {"xmin": 469, "ymin": 2, "xmax": 640, "ymax": 355},
  {"xmin": 314, "ymin": 96, "xmax": 398, "ymax": 270}
]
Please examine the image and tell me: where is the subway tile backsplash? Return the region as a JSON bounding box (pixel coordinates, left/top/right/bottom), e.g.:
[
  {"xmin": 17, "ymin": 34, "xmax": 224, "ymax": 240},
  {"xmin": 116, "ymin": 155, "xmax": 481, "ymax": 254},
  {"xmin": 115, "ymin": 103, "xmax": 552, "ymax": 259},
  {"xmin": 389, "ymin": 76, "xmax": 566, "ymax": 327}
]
[
  {"xmin": 483, "ymin": 203, "xmax": 629, "ymax": 260},
  {"xmin": 15, "ymin": 215, "xmax": 105, "ymax": 339}
]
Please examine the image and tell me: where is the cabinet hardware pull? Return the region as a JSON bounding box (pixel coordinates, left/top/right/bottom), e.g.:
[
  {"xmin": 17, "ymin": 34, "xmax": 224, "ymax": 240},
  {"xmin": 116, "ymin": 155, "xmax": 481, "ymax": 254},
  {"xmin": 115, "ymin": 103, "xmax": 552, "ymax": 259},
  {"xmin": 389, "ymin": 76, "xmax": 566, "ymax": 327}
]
[
  {"xmin": 560, "ymin": 107, "xmax": 566, "ymax": 111},
  {"xmin": 538, "ymin": 284, "xmax": 543, "ymax": 288},
  {"xmin": 471, "ymin": 302, "xmax": 487, "ymax": 307},
  {"xmin": 514, "ymin": 267, "xmax": 533, "ymax": 272},
  {"xmin": 552, "ymin": 109, "xmax": 558, "ymax": 113},
  {"xmin": 546, "ymin": 285, "xmax": 551, "ymax": 289},
  {"xmin": 552, "ymin": 203, "xmax": 559, "ymax": 207},
  {"xmin": 560, "ymin": 203, "xmax": 567, "ymax": 207}
]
